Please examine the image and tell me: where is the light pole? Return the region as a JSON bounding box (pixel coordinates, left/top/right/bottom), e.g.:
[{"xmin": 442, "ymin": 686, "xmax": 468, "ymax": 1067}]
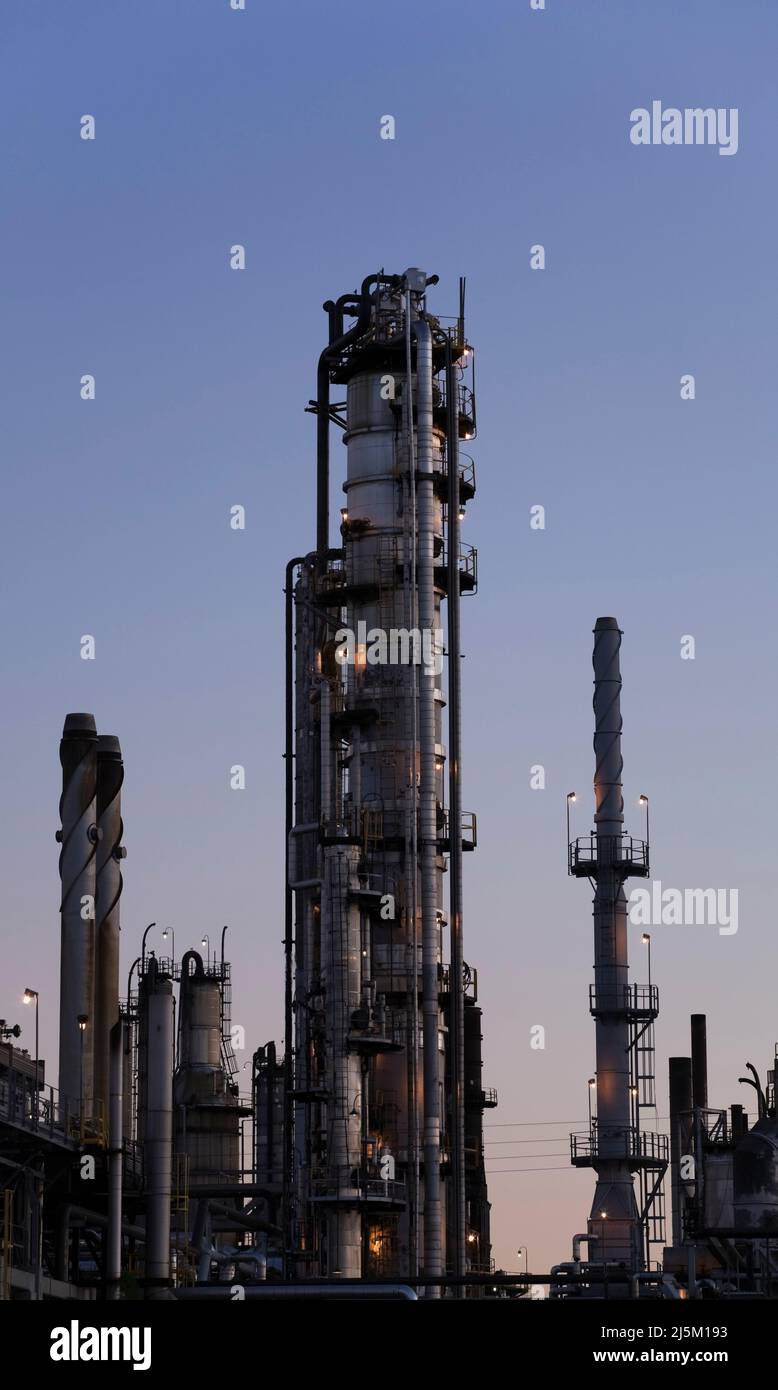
[
  {"xmin": 23, "ymin": 989, "xmax": 39, "ymax": 1128},
  {"xmin": 201, "ymin": 934, "xmax": 209, "ymax": 968},
  {"xmin": 639, "ymin": 793, "xmax": 649, "ymax": 851},
  {"xmin": 140, "ymin": 922, "xmax": 157, "ymax": 975},
  {"xmin": 642, "ymin": 931, "xmax": 652, "ymax": 993},
  {"xmin": 588, "ymin": 1077, "xmax": 596, "ymax": 1137},
  {"xmin": 517, "ymin": 1245, "xmax": 528, "ymax": 1275},
  {"xmin": 162, "ymin": 927, "xmax": 175, "ymax": 966},
  {"xmin": 566, "ymin": 791, "xmax": 576, "ymax": 859},
  {"xmin": 78, "ymin": 1014, "xmax": 88, "ymax": 1137}
]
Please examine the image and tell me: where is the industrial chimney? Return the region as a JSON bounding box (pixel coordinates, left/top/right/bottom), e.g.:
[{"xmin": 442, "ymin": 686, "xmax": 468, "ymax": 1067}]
[
  {"xmin": 94, "ymin": 734, "xmax": 125, "ymax": 1127},
  {"xmin": 568, "ymin": 620, "xmax": 667, "ymax": 1280},
  {"xmin": 58, "ymin": 713, "xmax": 98, "ymax": 1117}
]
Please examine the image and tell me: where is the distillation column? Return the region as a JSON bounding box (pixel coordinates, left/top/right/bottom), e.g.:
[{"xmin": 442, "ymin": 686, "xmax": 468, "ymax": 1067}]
[{"xmin": 288, "ymin": 270, "xmax": 489, "ymax": 1286}]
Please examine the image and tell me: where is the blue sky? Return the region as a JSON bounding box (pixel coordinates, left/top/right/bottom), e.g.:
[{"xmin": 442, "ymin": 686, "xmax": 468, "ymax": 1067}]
[{"xmin": 1, "ymin": 0, "xmax": 776, "ymax": 1274}]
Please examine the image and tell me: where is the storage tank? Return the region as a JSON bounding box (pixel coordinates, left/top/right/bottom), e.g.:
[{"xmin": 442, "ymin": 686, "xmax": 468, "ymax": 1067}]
[
  {"xmin": 174, "ymin": 950, "xmax": 242, "ymax": 1186},
  {"xmin": 733, "ymin": 1118, "xmax": 778, "ymax": 1232}
]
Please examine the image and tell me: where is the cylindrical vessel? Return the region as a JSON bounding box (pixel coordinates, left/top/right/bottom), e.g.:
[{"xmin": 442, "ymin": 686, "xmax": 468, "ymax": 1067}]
[
  {"xmin": 58, "ymin": 712, "xmax": 98, "ymax": 1117},
  {"xmin": 174, "ymin": 951, "xmax": 241, "ymax": 1187},
  {"xmin": 139, "ymin": 959, "xmax": 173, "ymax": 1294},
  {"xmin": 733, "ymin": 1119, "xmax": 778, "ymax": 1232},
  {"xmin": 669, "ymin": 1056, "xmax": 693, "ymax": 1244},
  {"xmin": 107, "ymin": 1018, "xmax": 124, "ymax": 1298}
]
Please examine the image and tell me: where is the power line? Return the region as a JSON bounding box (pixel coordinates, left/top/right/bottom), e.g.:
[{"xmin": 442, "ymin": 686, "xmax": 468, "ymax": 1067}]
[
  {"xmin": 485, "ymin": 1165, "xmax": 573, "ymax": 1174},
  {"xmin": 485, "ymin": 1152, "xmax": 570, "ymax": 1159},
  {"xmin": 485, "ymin": 1137, "xmax": 571, "ymax": 1145},
  {"xmin": 484, "ymin": 1116, "xmax": 671, "ymax": 1128},
  {"xmin": 484, "ymin": 1119, "xmax": 587, "ymax": 1128}
]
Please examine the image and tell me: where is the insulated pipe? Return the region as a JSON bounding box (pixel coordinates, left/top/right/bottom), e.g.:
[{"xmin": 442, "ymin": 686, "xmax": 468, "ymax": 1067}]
[
  {"xmin": 572, "ymin": 1233, "xmax": 595, "ymax": 1261},
  {"xmin": 107, "ymin": 1018, "xmax": 124, "ymax": 1299},
  {"xmin": 94, "ymin": 735, "xmax": 124, "ymax": 1126},
  {"xmin": 589, "ymin": 619, "xmax": 639, "ymax": 1267},
  {"xmin": 669, "ymin": 1057, "xmax": 693, "ymax": 1245},
  {"xmin": 58, "ymin": 713, "xmax": 98, "ymax": 1116},
  {"xmin": 141, "ymin": 959, "xmax": 173, "ymax": 1297},
  {"xmin": 446, "ymin": 335, "xmax": 466, "ymax": 1285},
  {"xmin": 414, "ymin": 315, "xmax": 442, "ymax": 1289},
  {"xmin": 691, "ymin": 1014, "xmax": 708, "ymax": 1111}
]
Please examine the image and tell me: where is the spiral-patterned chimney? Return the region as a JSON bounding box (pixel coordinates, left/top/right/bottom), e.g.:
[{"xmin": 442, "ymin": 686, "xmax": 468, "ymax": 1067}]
[
  {"xmin": 58, "ymin": 712, "xmax": 98, "ymax": 1116},
  {"xmin": 94, "ymin": 734, "xmax": 125, "ymax": 1128}
]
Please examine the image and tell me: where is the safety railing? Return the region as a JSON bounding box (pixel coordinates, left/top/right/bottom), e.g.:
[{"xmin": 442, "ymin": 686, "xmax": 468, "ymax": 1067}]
[
  {"xmin": 589, "ymin": 982, "xmax": 659, "ymax": 1017},
  {"xmin": 568, "ymin": 833, "xmax": 649, "ymax": 876},
  {"xmin": 570, "ymin": 1126, "xmax": 668, "ymax": 1166},
  {"xmin": 438, "ymin": 808, "xmax": 477, "ymax": 851}
]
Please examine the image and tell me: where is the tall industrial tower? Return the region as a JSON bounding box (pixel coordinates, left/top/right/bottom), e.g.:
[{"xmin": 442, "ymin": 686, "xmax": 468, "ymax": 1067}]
[
  {"xmin": 568, "ymin": 619, "xmax": 667, "ymax": 1279},
  {"xmin": 283, "ymin": 269, "xmax": 493, "ymax": 1285}
]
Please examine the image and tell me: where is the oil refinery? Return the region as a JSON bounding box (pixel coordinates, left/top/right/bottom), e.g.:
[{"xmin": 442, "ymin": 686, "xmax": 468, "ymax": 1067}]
[{"xmin": 1, "ymin": 270, "xmax": 776, "ymax": 1305}]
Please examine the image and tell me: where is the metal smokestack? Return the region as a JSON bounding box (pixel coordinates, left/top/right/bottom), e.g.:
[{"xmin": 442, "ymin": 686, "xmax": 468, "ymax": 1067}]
[
  {"xmin": 94, "ymin": 734, "xmax": 125, "ymax": 1125},
  {"xmin": 58, "ymin": 712, "xmax": 98, "ymax": 1115},
  {"xmin": 568, "ymin": 620, "xmax": 668, "ymax": 1276},
  {"xmin": 691, "ymin": 1014, "xmax": 708, "ymax": 1111},
  {"xmin": 588, "ymin": 618, "xmax": 638, "ymax": 1265},
  {"xmin": 669, "ymin": 1056, "xmax": 693, "ymax": 1245}
]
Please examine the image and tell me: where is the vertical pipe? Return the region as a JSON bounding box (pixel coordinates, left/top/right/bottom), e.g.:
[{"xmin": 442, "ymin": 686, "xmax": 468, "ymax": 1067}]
[
  {"xmin": 107, "ymin": 1018, "xmax": 124, "ymax": 1298},
  {"xmin": 403, "ymin": 289, "xmax": 420, "ymax": 1276},
  {"xmin": 414, "ymin": 316, "xmax": 442, "ymax": 1288},
  {"xmin": 141, "ymin": 960, "xmax": 173, "ymax": 1297},
  {"xmin": 324, "ymin": 846, "xmax": 362, "ymax": 1276},
  {"xmin": 691, "ymin": 1014, "xmax": 708, "ymax": 1111},
  {"xmin": 94, "ymin": 735, "xmax": 124, "ymax": 1130},
  {"xmin": 58, "ymin": 713, "xmax": 98, "ymax": 1116},
  {"xmin": 446, "ymin": 336, "xmax": 466, "ymax": 1283},
  {"xmin": 284, "ymin": 556, "xmax": 304, "ymax": 1280},
  {"xmin": 320, "ymin": 681, "xmax": 332, "ymax": 827},
  {"xmin": 669, "ymin": 1056, "xmax": 692, "ymax": 1245}
]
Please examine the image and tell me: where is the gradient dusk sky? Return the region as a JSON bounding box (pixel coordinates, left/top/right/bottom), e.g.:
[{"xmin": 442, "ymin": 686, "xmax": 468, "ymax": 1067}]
[{"xmin": 2, "ymin": 0, "xmax": 776, "ymax": 1277}]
